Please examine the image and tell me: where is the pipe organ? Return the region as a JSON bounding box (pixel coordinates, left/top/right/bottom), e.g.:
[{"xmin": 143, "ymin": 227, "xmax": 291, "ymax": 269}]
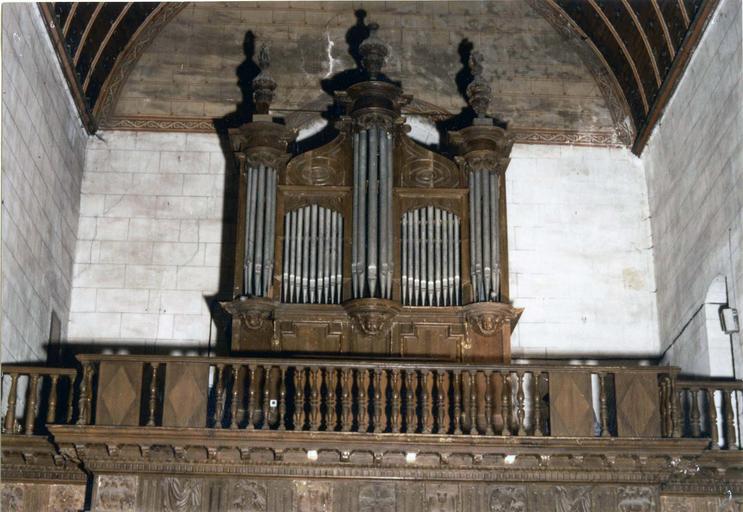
[{"xmin": 223, "ymin": 26, "xmax": 521, "ymax": 363}]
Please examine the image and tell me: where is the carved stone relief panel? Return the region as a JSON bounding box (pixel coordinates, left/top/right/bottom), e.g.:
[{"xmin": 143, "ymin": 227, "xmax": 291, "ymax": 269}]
[
  {"xmin": 529, "ymin": 485, "xmax": 592, "ymax": 512},
  {"xmin": 95, "ymin": 475, "xmax": 138, "ymax": 512},
  {"xmin": 488, "ymin": 486, "xmax": 527, "ymax": 512},
  {"xmin": 358, "ymin": 482, "xmax": 397, "ymax": 512},
  {"xmin": 1, "ymin": 483, "xmax": 25, "ymax": 512},
  {"xmin": 426, "ymin": 483, "xmax": 460, "ymax": 512},
  {"xmin": 49, "ymin": 484, "xmax": 86, "ymax": 512},
  {"xmin": 295, "ymin": 480, "xmax": 333, "ymax": 512},
  {"xmin": 660, "ymin": 495, "xmax": 741, "ymax": 512},
  {"xmin": 227, "ymin": 480, "xmax": 267, "ymax": 512},
  {"xmin": 160, "ymin": 477, "xmax": 205, "ymax": 512}
]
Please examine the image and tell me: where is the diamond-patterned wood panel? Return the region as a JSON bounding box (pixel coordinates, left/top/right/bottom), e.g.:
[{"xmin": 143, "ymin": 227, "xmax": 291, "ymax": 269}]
[
  {"xmin": 615, "ymin": 372, "xmax": 661, "ymax": 438},
  {"xmin": 162, "ymin": 362, "xmax": 209, "ymax": 428},
  {"xmin": 96, "ymin": 361, "xmax": 143, "ymax": 426},
  {"xmin": 548, "ymin": 372, "xmax": 594, "ymax": 437}
]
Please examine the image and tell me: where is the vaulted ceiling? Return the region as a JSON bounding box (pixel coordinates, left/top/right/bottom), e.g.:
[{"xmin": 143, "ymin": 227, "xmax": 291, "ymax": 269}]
[{"xmin": 40, "ymin": 0, "xmax": 718, "ymax": 154}]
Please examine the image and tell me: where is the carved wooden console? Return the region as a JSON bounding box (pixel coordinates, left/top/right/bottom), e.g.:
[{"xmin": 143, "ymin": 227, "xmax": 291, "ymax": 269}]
[{"xmin": 222, "ymin": 29, "xmax": 518, "ymax": 363}]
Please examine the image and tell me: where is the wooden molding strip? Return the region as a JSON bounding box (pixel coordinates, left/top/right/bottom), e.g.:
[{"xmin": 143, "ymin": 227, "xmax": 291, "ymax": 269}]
[
  {"xmin": 72, "ymin": 3, "xmax": 104, "ymax": 66},
  {"xmin": 650, "ymin": 0, "xmax": 677, "ymax": 59},
  {"xmin": 620, "ymin": 0, "xmax": 662, "ymax": 87},
  {"xmin": 633, "ymin": 0, "xmax": 721, "ymax": 155},
  {"xmin": 82, "ymin": 3, "xmax": 133, "ymax": 91}
]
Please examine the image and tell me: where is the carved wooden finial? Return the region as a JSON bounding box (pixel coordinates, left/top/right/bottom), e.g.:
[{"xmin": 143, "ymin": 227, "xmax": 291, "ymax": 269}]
[
  {"xmin": 252, "ymin": 43, "xmax": 277, "ymax": 115},
  {"xmin": 466, "ymin": 51, "xmax": 492, "ymax": 118},
  {"xmin": 359, "ymin": 22, "xmax": 388, "ymax": 79}
]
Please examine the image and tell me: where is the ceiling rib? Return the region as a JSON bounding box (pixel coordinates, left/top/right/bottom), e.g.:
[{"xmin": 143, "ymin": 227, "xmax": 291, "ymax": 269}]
[
  {"xmin": 620, "ymin": 0, "xmax": 662, "ymax": 87},
  {"xmin": 650, "ymin": 0, "xmax": 677, "ymax": 59},
  {"xmin": 83, "ymin": 3, "xmax": 133, "ymax": 91}
]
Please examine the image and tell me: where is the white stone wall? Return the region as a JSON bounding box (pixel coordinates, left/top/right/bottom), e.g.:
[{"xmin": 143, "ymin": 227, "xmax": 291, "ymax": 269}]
[
  {"xmin": 1, "ymin": 4, "xmax": 88, "ymax": 362},
  {"xmin": 69, "ymin": 132, "xmax": 658, "ymax": 357},
  {"xmin": 642, "ymin": 0, "xmax": 742, "ymax": 376}
]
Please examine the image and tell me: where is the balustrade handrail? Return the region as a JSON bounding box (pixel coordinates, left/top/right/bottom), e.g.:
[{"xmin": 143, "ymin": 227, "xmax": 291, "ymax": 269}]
[
  {"xmin": 676, "ymin": 378, "xmax": 743, "ymax": 390},
  {"xmin": 2, "ymin": 365, "xmax": 77, "ymax": 377},
  {"xmin": 75, "ymin": 353, "xmax": 681, "ymax": 374}
]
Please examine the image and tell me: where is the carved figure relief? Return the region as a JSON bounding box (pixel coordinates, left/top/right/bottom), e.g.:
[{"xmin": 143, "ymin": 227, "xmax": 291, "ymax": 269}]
[
  {"xmin": 359, "ymin": 483, "xmax": 396, "ymax": 512},
  {"xmin": 489, "ymin": 486, "xmax": 526, "ymax": 512},
  {"xmin": 95, "ymin": 475, "xmax": 138, "ymax": 512},
  {"xmin": 229, "ymin": 480, "xmax": 267, "ymax": 512},
  {"xmin": 555, "ymin": 486, "xmax": 591, "ymax": 512},
  {"xmin": 161, "ymin": 477, "xmax": 203, "ymax": 512},
  {"xmin": 295, "ymin": 480, "xmax": 332, "ymax": 512}
]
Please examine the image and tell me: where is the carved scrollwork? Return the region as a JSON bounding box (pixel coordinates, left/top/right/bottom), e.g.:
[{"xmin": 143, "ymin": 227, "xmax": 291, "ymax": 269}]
[
  {"xmin": 398, "ymin": 136, "xmax": 462, "ymax": 188},
  {"xmin": 354, "ymin": 111, "xmax": 402, "ymax": 132},
  {"xmin": 464, "ymin": 303, "xmax": 521, "ymax": 336},
  {"xmin": 285, "ymin": 132, "xmax": 350, "ymax": 186},
  {"xmin": 244, "ymin": 147, "xmax": 292, "ymax": 171},
  {"xmin": 343, "ymin": 298, "xmax": 401, "ymax": 340},
  {"xmin": 456, "ymin": 153, "xmax": 510, "ymax": 176}
]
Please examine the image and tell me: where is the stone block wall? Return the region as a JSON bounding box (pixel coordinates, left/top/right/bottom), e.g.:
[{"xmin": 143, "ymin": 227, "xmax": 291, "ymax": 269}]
[
  {"xmin": 69, "ymin": 132, "xmax": 658, "ymax": 357},
  {"xmin": 642, "ymin": 0, "xmax": 742, "ymax": 375},
  {"xmin": 1, "ymin": 4, "xmax": 88, "ymax": 362}
]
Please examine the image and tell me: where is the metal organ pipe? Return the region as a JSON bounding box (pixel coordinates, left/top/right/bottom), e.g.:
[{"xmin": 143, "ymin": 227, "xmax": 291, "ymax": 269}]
[
  {"xmin": 243, "ymin": 164, "xmax": 277, "ymax": 298},
  {"xmin": 468, "ymin": 170, "xmax": 501, "ymax": 303},
  {"xmin": 351, "ymin": 125, "xmax": 394, "ymax": 300}
]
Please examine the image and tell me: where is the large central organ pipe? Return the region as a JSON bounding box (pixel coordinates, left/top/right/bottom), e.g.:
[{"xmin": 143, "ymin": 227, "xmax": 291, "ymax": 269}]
[{"xmin": 352, "ymin": 124, "xmax": 394, "ymax": 299}]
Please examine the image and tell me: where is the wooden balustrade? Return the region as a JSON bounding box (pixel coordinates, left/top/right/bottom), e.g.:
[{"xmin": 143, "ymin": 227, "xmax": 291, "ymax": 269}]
[
  {"xmin": 1, "ymin": 366, "xmax": 77, "ymax": 435},
  {"xmin": 676, "ymin": 379, "xmax": 743, "ymax": 450}
]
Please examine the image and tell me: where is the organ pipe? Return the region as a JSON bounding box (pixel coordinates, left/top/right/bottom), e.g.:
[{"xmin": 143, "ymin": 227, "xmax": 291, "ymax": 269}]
[
  {"xmin": 243, "ymin": 164, "xmax": 278, "ymax": 297},
  {"xmin": 283, "ymin": 206, "xmax": 344, "ymax": 304},
  {"xmin": 401, "ymin": 207, "xmax": 461, "ymax": 306}
]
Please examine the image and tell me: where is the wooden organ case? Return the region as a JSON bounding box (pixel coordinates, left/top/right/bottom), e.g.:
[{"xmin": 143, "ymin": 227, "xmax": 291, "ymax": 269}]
[{"xmin": 223, "ymin": 27, "xmax": 521, "ymax": 363}]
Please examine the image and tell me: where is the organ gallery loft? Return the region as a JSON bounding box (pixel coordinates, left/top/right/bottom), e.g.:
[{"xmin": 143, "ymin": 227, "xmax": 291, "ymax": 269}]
[{"xmin": 1, "ymin": 1, "xmax": 742, "ymax": 511}]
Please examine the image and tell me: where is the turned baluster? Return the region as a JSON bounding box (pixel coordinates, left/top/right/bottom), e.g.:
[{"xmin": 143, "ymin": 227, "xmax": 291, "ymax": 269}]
[
  {"xmin": 405, "ymin": 370, "xmax": 418, "ymax": 433},
  {"xmin": 261, "ymin": 366, "xmax": 272, "ymax": 430},
  {"xmin": 76, "ymin": 362, "xmax": 93, "ymax": 426},
  {"xmin": 326, "ymin": 368, "xmax": 339, "ymax": 431},
  {"xmin": 278, "ymin": 366, "xmax": 288, "ymax": 431},
  {"xmin": 146, "ymin": 363, "xmax": 160, "ymax": 427},
  {"xmin": 391, "ymin": 369, "xmax": 401, "ymax": 433},
  {"xmin": 24, "ymin": 374, "xmax": 40, "ymax": 435},
  {"xmin": 599, "ymin": 373, "xmax": 610, "ymax": 437},
  {"xmin": 452, "ymin": 370, "xmax": 462, "ymax": 435},
  {"xmin": 513, "ymin": 371, "xmax": 524, "ymax": 436},
  {"xmin": 65, "ymin": 376, "xmax": 74, "ymax": 424},
  {"xmin": 246, "ymin": 364, "xmax": 258, "ymax": 430},
  {"xmin": 723, "ymin": 390, "xmax": 736, "ymax": 449},
  {"xmin": 230, "ymin": 365, "xmax": 240, "ymax": 429},
  {"xmin": 422, "ymin": 370, "xmax": 434, "ymax": 434},
  {"xmin": 467, "ymin": 371, "xmax": 477, "ymax": 435},
  {"xmin": 294, "ymin": 366, "xmax": 306, "ymax": 430},
  {"xmin": 690, "ymin": 387, "xmax": 701, "ymax": 437},
  {"xmin": 214, "ymin": 363, "xmax": 226, "ymax": 428},
  {"xmin": 47, "ymin": 374, "xmax": 60, "ymax": 424},
  {"xmin": 309, "ymin": 367, "xmax": 321, "ymax": 431},
  {"xmin": 660, "ymin": 375, "xmax": 673, "ymax": 437},
  {"xmin": 356, "ymin": 369, "xmax": 369, "ymax": 432},
  {"xmin": 372, "ymin": 369, "xmax": 384, "ymax": 433},
  {"xmin": 707, "ymin": 388, "xmax": 719, "ymax": 449},
  {"xmin": 3, "ymin": 374, "xmax": 18, "ymax": 433},
  {"xmin": 533, "ymin": 371, "xmax": 543, "ymax": 436},
  {"xmin": 671, "ymin": 377, "xmax": 682, "ymax": 438},
  {"xmin": 500, "ymin": 371, "xmax": 511, "ymax": 436},
  {"xmin": 436, "ymin": 370, "xmax": 449, "ymax": 434},
  {"xmin": 483, "ymin": 371, "xmax": 494, "ymax": 435},
  {"xmin": 341, "ymin": 368, "xmax": 354, "ymax": 432}
]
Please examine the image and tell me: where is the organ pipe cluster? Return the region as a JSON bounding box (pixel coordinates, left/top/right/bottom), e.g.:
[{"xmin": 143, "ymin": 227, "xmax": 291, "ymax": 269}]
[
  {"xmin": 282, "ymin": 206, "xmax": 344, "ymax": 304},
  {"xmin": 469, "ymin": 170, "xmax": 500, "ymax": 302},
  {"xmin": 243, "ymin": 164, "xmax": 277, "ymax": 297},
  {"xmin": 352, "ymin": 125, "xmax": 394, "ymax": 300},
  {"xmin": 402, "ymin": 207, "xmax": 461, "ymax": 306}
]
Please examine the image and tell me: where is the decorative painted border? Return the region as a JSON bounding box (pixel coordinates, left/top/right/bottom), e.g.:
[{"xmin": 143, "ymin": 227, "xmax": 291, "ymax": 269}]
[{"xmin": 102, "ymin": 115, "xmax": 622, "ymax": 148}]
